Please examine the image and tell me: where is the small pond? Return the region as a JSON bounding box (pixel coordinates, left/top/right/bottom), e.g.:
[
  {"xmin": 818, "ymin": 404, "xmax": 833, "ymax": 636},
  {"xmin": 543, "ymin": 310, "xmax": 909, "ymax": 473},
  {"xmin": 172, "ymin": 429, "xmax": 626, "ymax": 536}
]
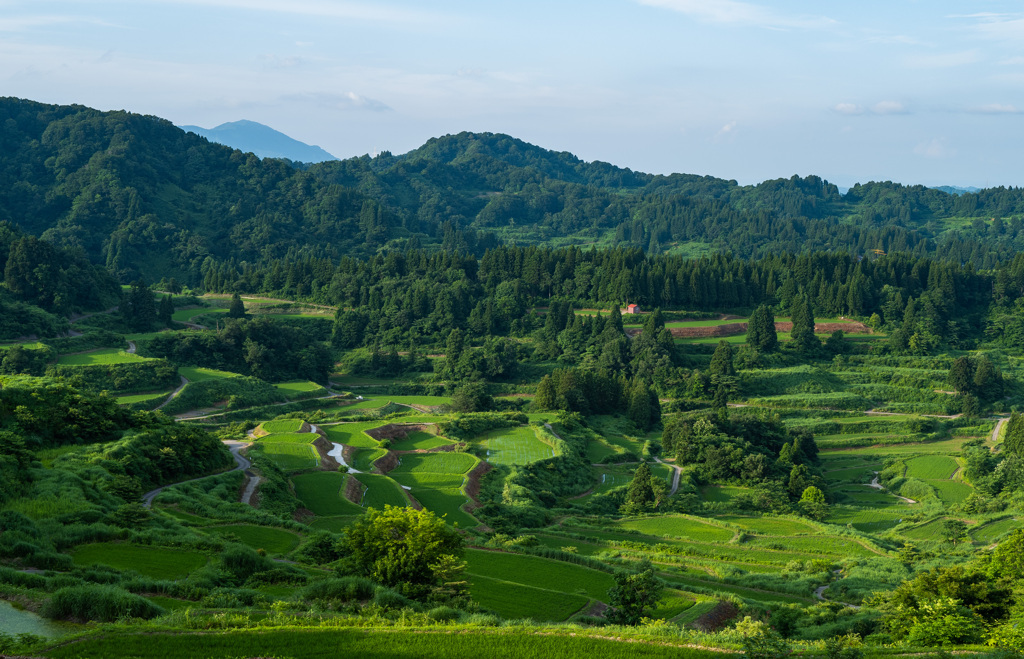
[{"xmin": 0, "ymin": 599, "xmax": 75, "ymax": 638}]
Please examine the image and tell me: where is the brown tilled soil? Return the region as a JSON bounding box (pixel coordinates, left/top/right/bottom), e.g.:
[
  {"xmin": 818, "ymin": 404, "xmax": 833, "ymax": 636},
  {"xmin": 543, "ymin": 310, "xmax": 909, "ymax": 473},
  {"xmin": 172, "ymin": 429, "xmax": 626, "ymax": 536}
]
[
  {"xmin": 344, "ymin": 474, "xmax": 364, "ymax": 505},
  {"xmin": 580, "ymin": 601, "xmax": 610, "ymax": 618},
  {"xmin": 373, "ymin": 450, "xmax": 400, "ymax": 474},
  {"xmin": 691, "ymin": 601, "xmax": 739, "ymax": 631},
  {"xmin": 634, "ymin": 319, "xmax": 873, "ymax": 339},
  {"xmin": 464, "ymin": 461, "xmax": 494, "ymax": 508},
  {"xmin": 313, "ymin": 436, "xmax": 340, "ymax": 470},
  {"xmin": 292, "ymin": 507, "xmax": 314, "ymax": 523},
  {"xmin": 365, "ymin": 423, "xmax": 436, "ymax": 441}
]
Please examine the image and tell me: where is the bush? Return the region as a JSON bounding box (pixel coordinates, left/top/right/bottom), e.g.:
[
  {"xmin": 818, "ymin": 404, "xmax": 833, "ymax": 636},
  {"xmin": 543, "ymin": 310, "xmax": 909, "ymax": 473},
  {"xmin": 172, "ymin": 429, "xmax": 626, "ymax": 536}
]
[
  {"xmin": 220, "ymin": 545, "xmax": 274, "ymax": 582},
  {"xmin": 42, "ymin": 584, "xmax": 164, "ymax": 621},
  {"xmin": 427, "ymin": 605, "xmax": 463, "ymax": 622},
  {"xmin": 301, "ymin": 577, "xmax": 377, "ymax": 603},
  {"xmin": 373, "ymin": 586, "xmax": 413, "ymax": 610}
]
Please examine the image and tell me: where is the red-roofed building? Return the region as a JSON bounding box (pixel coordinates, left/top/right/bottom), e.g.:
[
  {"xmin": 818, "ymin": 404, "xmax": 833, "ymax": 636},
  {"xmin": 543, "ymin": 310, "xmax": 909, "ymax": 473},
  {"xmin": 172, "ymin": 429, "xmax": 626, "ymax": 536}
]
[{"xmin": 625, "ymin": 303, "xmax": 640, "ymax": 314}]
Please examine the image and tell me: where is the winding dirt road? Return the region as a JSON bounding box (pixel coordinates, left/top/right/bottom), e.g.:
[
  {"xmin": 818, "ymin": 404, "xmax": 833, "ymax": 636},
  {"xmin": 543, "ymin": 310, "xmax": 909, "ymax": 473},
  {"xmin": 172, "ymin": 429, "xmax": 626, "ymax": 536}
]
[
  {"xmin": 141, "ymin": 440, "xmax": 252, "ymax": 508},
  {"xmin": 655, "ymin": 456, "xmax": 683, "ymax": 495},
  {"xmin": 155, "ymin": 376, "xmax": 189, "ymax": 411}
]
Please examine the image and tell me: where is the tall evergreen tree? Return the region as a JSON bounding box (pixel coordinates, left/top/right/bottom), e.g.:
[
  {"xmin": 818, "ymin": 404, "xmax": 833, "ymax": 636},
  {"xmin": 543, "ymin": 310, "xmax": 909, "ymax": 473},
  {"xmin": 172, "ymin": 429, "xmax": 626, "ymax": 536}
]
[
  {"xmin": 709, "ymin": 340, "xmax": 736, "ymax": 383},
  {"xmin": 621, "ymin": 462, "xmax": 654, "ymax": 514},
  {"xmin": 747, "ymin": 304, "xmax": 778, "ymax": 353},
  {"xmin": 789, "ymin": 293, "xmax": 819, "ymax": 354},
  {"xmin": 228, "ymin": 292, "xmax": 246, "ymax": 318}
]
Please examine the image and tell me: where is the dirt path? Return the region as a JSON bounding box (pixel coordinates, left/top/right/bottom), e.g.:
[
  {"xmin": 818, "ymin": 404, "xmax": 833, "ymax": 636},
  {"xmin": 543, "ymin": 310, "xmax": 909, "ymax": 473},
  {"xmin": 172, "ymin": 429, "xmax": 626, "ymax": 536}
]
[
  {"xmin": 865, "ymin": 471, "xmax": 917, "ymax": 504},
  {"xmin": 126, "ymin": 341, "xmax": 137, "ymax": 354},
  {"xmin": 655, "ymin": 456, "xmax": 683, "ymax": 496},
  {"xmin": 155, "ymin": 376, "xmax": 189, "ymax": 411},
  {"xmin": 814, "ymin": 570, "xmax": 861, "ymax": 609},
  {"xmin": 991, "ymin": 417, "xmax": 1008, "ymax": 452},
  {"xmin": 68, "ymin": 306, "xmax": 118, "ymax": 324},
  {"xmin": 172, "ymin": 392, "xmax": 345, "ymax": 421},
  {"xmin": 142, "ymin": 440, "xmax": 251, "ymax": 507}
]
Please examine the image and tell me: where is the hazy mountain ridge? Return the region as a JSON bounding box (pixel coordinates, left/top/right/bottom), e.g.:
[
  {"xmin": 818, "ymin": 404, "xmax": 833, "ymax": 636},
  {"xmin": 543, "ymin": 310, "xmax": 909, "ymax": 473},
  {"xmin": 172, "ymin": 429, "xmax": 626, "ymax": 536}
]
[{"xmin": 179, "ymin": 119, "xmax": 338, "ymax": 163}]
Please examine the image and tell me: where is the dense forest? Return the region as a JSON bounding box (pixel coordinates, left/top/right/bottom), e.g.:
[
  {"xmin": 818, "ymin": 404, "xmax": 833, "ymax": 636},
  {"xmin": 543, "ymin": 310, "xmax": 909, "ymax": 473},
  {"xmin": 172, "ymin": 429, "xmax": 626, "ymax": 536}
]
[{"xmin": 5, "ymin": 97, "xmax": 1024, "ymax": 289}]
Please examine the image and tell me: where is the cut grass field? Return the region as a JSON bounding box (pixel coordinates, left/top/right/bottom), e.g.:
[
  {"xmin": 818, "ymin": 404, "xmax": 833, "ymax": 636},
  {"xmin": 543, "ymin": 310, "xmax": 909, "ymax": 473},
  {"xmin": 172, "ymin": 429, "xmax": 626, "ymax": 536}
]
[
  {"xmin": 72, "ymin": 543, "xmax": 208, "ymax": 580},
  {"xmin": 42, "ymin": 628, "xmax": 731, "ymax": 659},
  {"xmin": 258, "ymin": 443, "xmax": 319, "ymax": 471},
  {"xmin": 56, "ymin": 349, "xmax": 152, "ymax": 365},
  {"xmin": 261, "ymin": 419, "xmax": 306, "ymax": 434},
  {"xmin": 292, "ymin": 472, "xmax": 365, "ymax": 516},
  {"xmin": 478, "ymin": 426, "xmax": 554, "ymax": 466},
  {"xmin": 203, "ymin": 525, "xmax": 301, "ymax": 554}
]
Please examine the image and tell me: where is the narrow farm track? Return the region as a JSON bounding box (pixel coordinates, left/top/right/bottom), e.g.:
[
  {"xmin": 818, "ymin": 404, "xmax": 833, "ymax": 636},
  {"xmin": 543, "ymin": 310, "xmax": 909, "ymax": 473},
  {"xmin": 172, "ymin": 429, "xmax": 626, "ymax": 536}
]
[
  {"xmin": 655, "ymin": 456, "xmax": 683, "ymax": 496},
  {"xmin": 155, "ymin": 376, "xmax": 189, "ymax": 411},
  {"xmin": 126, "ymin": 341, "xmax": 137, "ymax": 354},
  {"xmin": 814, "ymin": 570, "xmax": 861, "ymax": 609},
  {"xmin": 866, "ymin": 472, "xmax": 917, "ymax": 504},
  {"xmin": 141, "ymin": 440, "xmax": 252, "ymax": 507},
  {"xmin": 991, "ymin": 417, "xmax": 1008, "ymax": 452},
  {"xmin": 173, "ymin": 392, "xmax": 345, "ymax": 421}
]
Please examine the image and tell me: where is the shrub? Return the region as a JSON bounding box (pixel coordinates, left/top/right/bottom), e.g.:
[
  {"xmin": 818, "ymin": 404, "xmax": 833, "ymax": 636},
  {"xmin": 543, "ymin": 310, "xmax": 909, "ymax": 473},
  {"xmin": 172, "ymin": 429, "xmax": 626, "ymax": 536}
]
[
  {"xmin": 42, "ymin": 584, "xmax": 164, "ymax": 622},
  {"xmin": 427, "ymin": 605, "xmax": 463, "ymax": 622},
  {"xmin": 301, "ymin": 577, "xmax": 377, "ymax": 603},
  {"xmin": 373, "ymin": 586, "xmax": 413, "ymax": 610}
]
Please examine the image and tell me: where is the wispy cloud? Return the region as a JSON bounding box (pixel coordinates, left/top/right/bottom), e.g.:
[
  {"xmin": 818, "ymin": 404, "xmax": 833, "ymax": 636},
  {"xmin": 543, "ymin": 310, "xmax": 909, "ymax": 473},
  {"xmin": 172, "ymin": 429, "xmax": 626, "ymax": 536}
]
[
  {"xmin": 904, "ymin": 50, "xmax": 982, "ymax": 69},
  {"xmin": 833, "ymin": 103, "xmax": 862, "ymax": 115},
  {"xmin": 635, "ymin": 0, "xmax": 834, "ymax": 30},
  {"xmin": 282, "ymin": 91, "xmax": 391, "ymax": 112},
  {"xmin": 144, "ymin": 0, "xmax": 444, "ymax": 24},
  {"xmin": 872, "ymin": 100, "xmax": 907, "ymax": 115},
  {"xmin": 953, "ymin": 12, "xmax": 1024, "ymax": 41},
  {"xmin": 968, "ymin": 103, "xmax": 1021, "ymax": 114}
]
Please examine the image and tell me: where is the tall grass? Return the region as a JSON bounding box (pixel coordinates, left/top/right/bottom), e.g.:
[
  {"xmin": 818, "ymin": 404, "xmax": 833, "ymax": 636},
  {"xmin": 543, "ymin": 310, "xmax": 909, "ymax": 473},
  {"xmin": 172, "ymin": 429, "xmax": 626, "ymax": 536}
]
[{"xmin": 42, "ymin": 584, "xmax": 165, "ymax": 621}]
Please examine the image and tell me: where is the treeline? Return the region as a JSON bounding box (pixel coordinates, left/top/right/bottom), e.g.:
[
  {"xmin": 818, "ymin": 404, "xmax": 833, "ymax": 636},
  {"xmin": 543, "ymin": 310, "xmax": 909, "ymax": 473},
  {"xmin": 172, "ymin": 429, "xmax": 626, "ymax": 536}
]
[{"xmin": 8, "ymin": 98, "xmax": 1024, "ymax": 287}]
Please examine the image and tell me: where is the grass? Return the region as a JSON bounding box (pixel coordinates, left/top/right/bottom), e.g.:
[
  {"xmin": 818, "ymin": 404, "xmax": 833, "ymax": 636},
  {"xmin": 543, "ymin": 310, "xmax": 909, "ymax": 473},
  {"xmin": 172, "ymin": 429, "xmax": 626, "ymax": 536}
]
[
  {"xmin": 72, "ymin": 543, "xmax": 208, "ymax": 580},
  {"xmin": 261, "ymin": 419, "xmax": 306, "ymax": 434},
  {"xmin": 616, "ymin": 516, "xmax": 734, "ymax": 543},
  {"xmin": 478, "ymin": 426, "xmax": 555, "ymax": 466},
  {"xmin": 171, "ymin": 307, "xmax": 226, "ymax": 322},
  {"xmin": 354, "ymin": 473, "xmax": 410, "ymax": 509},
  {"xmin": 391, "ymin": 452, "xmax": 478, "ymax": 475},
  {"xmin": 905, "ymin": 455, "xmax": 959, "ymax": 480},
  {"xmin": 466, "ymin": 573, "xmax": 589, "ymax": 621},
  {"xmin": 826, "ymin": 506, "xmax": 908, "ymax": 532},
  {"xmin": 648, "ymin": 589, "xmax": 697, "ymax": 620},
  {"xmin": 291, "ymin": 472, "xmax": 365, "ymax": 516},
  {"xmin": 203, "ymin": 525, "xmax": 301, "ymax": 554},
  {"xmin": 927, "ymin": 479, "xmax": 973, "ymax": 505},
  {"xmin": 901, "ymin": 517, "xmax": 963, "ymax": 542},
  {"xmin": 661, "ymin": 574, "xmax": 811, "ymax": 605},
  {"xmin": 408, "ymin": 488, "xmax": 478, "ymax": 528},
  {"xmin": 699, "ymin": 485, "xmax": 752, "ymax": 502},
  {"xmin": 353, "ymin": 448, "xmax": 388, "ymax": 472},
  {"xmin": 56, "ymin": 349, "xmax": 151, "ymax": 365},
  {"xmin": 258, "ymin": 443, "xmax": 319, "ymax": 471},
  {"xmin": 465, "ymin": 549, "xmax": 614, "ymax": 602},
  {"xmin": 43, "ymin": 628, "xmax": 729, "ymax": 659}
]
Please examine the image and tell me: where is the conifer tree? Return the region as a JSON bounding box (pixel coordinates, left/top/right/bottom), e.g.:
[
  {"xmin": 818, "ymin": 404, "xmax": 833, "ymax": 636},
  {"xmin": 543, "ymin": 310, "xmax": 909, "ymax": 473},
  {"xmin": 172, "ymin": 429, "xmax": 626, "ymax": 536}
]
[
  {"xmin": 747, "ymin": 305, "xmax": 778, "ymax": 353},
  {"xmin": 789, "ymin": 293, "xmax": 819, "ymax": 354},
  {"xmin": 621, "ymin": 462, "xmax": 654, "ymax": 514},
  {"xmin": 228, "ymin": 292, "xmax": 246, "ymax": 318},
  {"xmin": 534, "ymin": 375, "xmax": 556, "ymax": 411}
]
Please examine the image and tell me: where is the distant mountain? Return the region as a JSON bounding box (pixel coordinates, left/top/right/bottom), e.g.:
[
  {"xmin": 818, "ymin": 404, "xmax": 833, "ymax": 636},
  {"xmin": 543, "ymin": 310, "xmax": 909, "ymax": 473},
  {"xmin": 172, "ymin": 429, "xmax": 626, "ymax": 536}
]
[
  {"xmin": 931, "ymin": 185, "xmax": 982, "ymax": 196},
  {"xmin": 179, "ymin": 120, "xmax": 337, "ymax": 163}
]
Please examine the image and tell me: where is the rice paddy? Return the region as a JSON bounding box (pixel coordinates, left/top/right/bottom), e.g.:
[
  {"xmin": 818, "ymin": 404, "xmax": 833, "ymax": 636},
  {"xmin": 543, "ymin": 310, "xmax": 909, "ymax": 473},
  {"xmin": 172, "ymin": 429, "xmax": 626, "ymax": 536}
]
[
  {"xmin": 292, "ymin": 472, "xmax": 365, "ymax": 516},
  {"xmin": 56, "ymin": 349, "xmax": 152, "ymax": 365},
  {"xmin": 477, "ymin": 426, "xmax": 555, "ymax": 465},
  {"xmin": 72, "ymin": 543, "xmax": 208, "ymax": 580}
]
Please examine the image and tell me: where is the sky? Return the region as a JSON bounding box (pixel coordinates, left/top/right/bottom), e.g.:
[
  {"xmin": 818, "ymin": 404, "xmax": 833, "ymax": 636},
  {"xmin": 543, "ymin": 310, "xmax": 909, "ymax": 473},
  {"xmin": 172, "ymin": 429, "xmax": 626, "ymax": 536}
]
[{"xmin": 2, "ymin": 1, "xmax": 1024, "ymax": 189}]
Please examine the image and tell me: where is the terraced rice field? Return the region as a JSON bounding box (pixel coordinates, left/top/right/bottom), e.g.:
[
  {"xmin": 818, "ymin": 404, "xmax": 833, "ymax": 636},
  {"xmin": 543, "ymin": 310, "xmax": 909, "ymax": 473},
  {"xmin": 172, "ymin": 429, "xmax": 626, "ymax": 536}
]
[
  {"xmin": 259, "ymin": 443, "xmax": 319, "ymax": 471},
  {"xmin": 72, "ymin": 543, "xmax": 208, "ymax": 580},
  {"xmin": 712, "ymin": 516, "xmax": 819, "ymax": 535},
  {"xmin": 390, "ymin": 430, "xmax": 451, "ymax": 451},
  {"xmin": 462, "ymin": 573, "xmax": 589, "ymax": 621},
  {"xmin": 971, "ymin": 517, "xmax": 1022, "ymax": 543},
  {"xmin": 478, "ymin": 426, "xmax": 554, "ymax": 466},
  {"xmin": 177, "ymin": 366, "xmax": 240, "ymax": 382},
  {"xmin": 258, "ymin": 432, "xmax": 315, "ymax": 444},
  {"xmin": 391, "ymin": 452, "xmax": 478, "ymax": 475},
  {"xmin": 353, "ymin": 473, "xmax": 410, "ymax": 509},
  {"xmin": 292, "ymin": 472, "xmax": 364, "ymax": 516},
  {"xmin": 261, "ymin": 419, "xmax": 306, "ymax": 434},
  {"xmin": 116, "ymin": 392, "xmax": 169, "ymax": 405},
  {"xmin": 905, "ymin": 455, "xmax": 959, "ymax": 480},
  {"xmin": 353, "ymin": 448, "xmax": 388, "ymax": 472},
  {"xmin": 203, "ymin": 525, "xmax": 301, "ymax": 554},
  {"xmin": 927, "ymin": 480, "xmax": 973, "ymax": 504},
  {"xmin": 321, "ymin": 422, "xmax": 382, "ymax": 448},
  {"xmin": 465, "ymin": 549, "xmax": 614, "ymax": 602},
  {"xmin": 616, "ymin": 516, "xmax": 734, "ymax": 542},
  {"xmin": 56, "ymin": 349, "xmax": 152, "ymax": 365},
  {"xmin": 274, "ymin": 381, "xmax": 327, "ymax": 399}
]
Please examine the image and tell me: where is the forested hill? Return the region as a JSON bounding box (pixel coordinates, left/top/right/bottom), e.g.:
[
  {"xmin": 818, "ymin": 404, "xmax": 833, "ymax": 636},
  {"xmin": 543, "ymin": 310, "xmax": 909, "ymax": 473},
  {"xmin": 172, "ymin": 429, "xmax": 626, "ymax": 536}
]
[{"xmin": 4, "ymin": 97, "xmax": 1024, "ymax": 286}]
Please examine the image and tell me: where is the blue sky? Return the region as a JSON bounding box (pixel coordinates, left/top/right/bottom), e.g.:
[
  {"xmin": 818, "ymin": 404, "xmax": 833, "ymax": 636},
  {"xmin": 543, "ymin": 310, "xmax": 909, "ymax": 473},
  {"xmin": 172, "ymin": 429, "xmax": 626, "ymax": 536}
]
[{"xmin": 3, "ymin": 1, "xmax": 1024, "ymax": 188}]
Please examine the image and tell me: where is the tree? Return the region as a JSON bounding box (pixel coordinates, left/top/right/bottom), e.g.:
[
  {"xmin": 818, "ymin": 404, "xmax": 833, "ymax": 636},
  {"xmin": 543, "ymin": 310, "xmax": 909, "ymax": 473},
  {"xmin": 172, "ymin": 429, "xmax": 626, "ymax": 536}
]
[
  {"xmin": 942, "ymin": 519, "xmax": 968, "ymax": 545},
  {"xmin": 621, "ymin": 462, "xmax": 654, "ymax": 514},
  {"xmin": 949, "ymin": 356, "xmax": 975, "ymax": 396},
  {"xmin": 747, "ymin": 305, "xmax": 778, "ymax": 353},
  {"xmin": 121, "ymin": 281, "xmax": 156, "ymax": 332},
  {"xmin": 228, "ymin": 292, "xmax": 246, "ymax": 319},
  {"xmin": 736, "ymin": 617, "xmax": 792, "ymax": 659},
  {"xmin": 799, "ymin": 486, "xmax": 828, "ymax": 521},
  {"xmin": 158, "ymin": 294, "xmax": 174, "ymax": 325},
  {"xmin": 534, "ymin": 375, "xmax": 556, "ymax": 410},
  {"xmin": 789, "ymin": 293, "xmax": 819, "ymax": 354},
  {"xmin": 607, "ymin": 563, "xmax": 663, "ymax": 625},
  {"xmin": 709, "ymin": 340, "xmax": 736, "ymax": 382},
  {"xmin": 342, "ymin": 505, "xmax": 465, "ymax": 600},
  {"xmin": 451, "ymin": 382, "xmax": 493, "ymax": 413}
]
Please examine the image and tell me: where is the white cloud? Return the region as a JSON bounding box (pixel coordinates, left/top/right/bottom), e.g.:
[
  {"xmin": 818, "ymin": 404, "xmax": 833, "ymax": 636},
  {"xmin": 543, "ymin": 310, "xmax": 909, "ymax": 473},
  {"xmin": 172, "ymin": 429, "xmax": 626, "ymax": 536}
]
[
  {"xmin": 872, "ymin": 101, "xmax": 907, "ymax": 115},
  {"xmin": 914, "ymin": 138, "xmax": 954, "ymax": 159},
  {"xmin": 969, "ymin": 103, "xmax": 1021, "ymax": 114},
  {"xmin": 714, "ymin": 121, "xmax": 738, "ymax": 140},
  {"xmin": 634, "ymin": 0, "xmax": 834, "ymax": 30},
  {"xmin": 282, "ymin": 91, "xmax": 391, "ymax": 112},
  {"xmin": 954, "ymin": 12, "xmax": 1024, "ymax": 41},
  {"xmin": 833, "ymin": 103, "xmax": 862, "ymax": 115}
]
